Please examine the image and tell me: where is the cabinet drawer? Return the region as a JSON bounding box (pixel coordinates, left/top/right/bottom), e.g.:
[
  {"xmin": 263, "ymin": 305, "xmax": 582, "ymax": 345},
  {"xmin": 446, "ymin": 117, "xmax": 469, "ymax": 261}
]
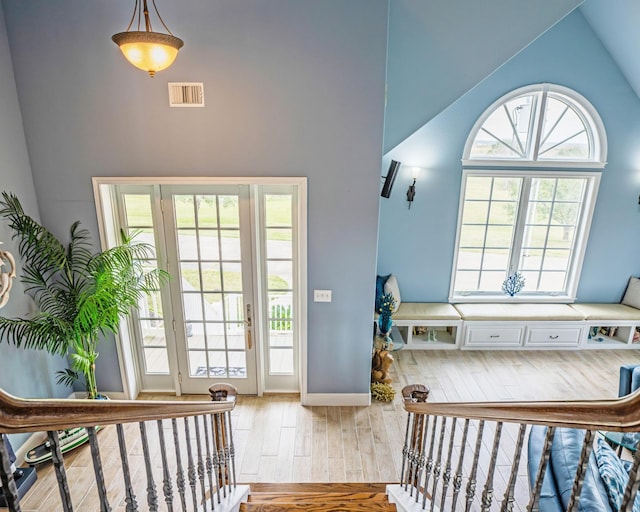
[
  {"xmin": 465, "ymin": 327, "xmax": 523, "ymax": 346},
  {"xmin": 526, "ymin": 327, "xmax": 582, "ymax": 346}
]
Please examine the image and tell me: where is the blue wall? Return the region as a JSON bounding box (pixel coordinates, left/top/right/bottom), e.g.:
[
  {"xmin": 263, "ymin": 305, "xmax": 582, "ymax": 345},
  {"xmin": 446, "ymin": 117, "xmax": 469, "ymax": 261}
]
[
  {"xmin": 379, "ymin": 10, "xmax": 640, "ymax": 303},
  {"xmin": 1, "ymin": 0, "xmax": 388, "ymax": 395},
  {"xmin": 383, "ymin": 0, "xmax": 581, "ymax": 153},
  {"xmin": 0, "ymin": 3, "xmax": 68, "ymax": 448}
]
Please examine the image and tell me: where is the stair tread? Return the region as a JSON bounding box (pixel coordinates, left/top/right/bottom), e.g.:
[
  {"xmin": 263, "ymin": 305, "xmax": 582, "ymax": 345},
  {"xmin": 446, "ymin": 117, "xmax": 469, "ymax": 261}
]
[
  {"xmin": 244, "ymin": 483, "xmax": 390, "ymax": 493},
  {"xmin": 248, "ymin": 491, "xmax": 390, "ymax": 503},
  {"xmin": 241, "ymin": 503, "xmax": 396, "ymax": 511}
]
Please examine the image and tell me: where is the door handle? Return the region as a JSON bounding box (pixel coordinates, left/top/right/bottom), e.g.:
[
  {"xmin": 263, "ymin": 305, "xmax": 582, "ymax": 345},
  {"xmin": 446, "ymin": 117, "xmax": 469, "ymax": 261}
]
[{"xmin": 245, "ymin": 304, "xmax": 253, "ymax": 350}]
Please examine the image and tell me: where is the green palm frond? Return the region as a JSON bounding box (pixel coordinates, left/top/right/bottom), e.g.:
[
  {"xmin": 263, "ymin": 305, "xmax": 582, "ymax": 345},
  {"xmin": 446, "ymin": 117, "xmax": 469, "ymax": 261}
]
[{"xmin": 0, "ymin": 192, "xmax": 170, "ymax": 399}]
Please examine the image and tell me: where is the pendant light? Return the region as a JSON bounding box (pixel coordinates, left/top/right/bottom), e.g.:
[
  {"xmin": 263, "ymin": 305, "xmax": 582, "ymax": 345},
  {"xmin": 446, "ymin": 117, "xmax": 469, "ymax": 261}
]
[{"xmin": 112, "ymin": 0, "xmax": 184, "ymax": 77}]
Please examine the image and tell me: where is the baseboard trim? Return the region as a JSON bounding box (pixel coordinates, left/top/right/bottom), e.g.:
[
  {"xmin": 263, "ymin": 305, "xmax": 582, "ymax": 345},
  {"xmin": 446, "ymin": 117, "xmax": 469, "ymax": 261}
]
[{"xmin": 302, "ymin": 393, "xmax": 371, "ymax": 406}]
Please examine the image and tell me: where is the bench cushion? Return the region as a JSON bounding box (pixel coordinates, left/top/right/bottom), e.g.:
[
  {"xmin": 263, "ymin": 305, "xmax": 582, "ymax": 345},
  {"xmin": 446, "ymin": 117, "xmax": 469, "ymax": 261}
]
[
  {"xmin": 569, "ymin": 303, "xmax": 640, "ymax": 321},
  {"xmin": 392, "ymin": 302, "xmax": 461, "ymax": 321},
  {"xmin": 453, "ymin": 303, "xmax": 584, "ymax": 321}
]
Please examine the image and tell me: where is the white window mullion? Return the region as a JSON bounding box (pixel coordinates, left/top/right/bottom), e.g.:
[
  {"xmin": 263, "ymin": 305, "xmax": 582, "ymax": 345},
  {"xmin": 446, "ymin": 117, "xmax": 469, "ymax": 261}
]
[{"xmin": 509, "ymin": 177, "xmax": 530, "ymax": 275}]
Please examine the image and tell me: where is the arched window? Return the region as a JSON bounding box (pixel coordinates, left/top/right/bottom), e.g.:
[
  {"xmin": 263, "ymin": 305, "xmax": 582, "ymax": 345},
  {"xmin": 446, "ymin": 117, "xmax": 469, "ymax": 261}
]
[
  {"xmin": 451, "ymin": 84, "xmax": 606, "ymax": 302},
  {"xmin": 463, "ymin": 83, "xmax": 607, "ymax": 166}
]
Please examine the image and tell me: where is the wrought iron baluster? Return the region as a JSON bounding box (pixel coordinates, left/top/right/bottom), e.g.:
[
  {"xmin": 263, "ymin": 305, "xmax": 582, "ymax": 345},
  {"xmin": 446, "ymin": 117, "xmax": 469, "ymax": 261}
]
[
  {"xmin": 116, "ymin": 424, "xmax": 139, "ymax": 512},
  {"xmin": 501, "ymin": 424, "xmax": 527, "ymax": 512},
  {"xmin": 439, "ymin": 417, "xmax": 457, "ymax": 512},
  {"xmin": 225, "ymin": 411, "xmax": 237, "ymax": 489},
  {"xmin": 527, "ymin": 426, "xmax": 556, "ymax": 512},
  {"xmin": 465, "ymin": 420, "xmax": 485, "ymax": 512},
  {"xmin": 430, "ymin": 417, "xmax": 448, "ymax": 512},
  {"xmin": 208, "ymin": 415, "xmax": 222, "ymax": 505},
  {"xmin": 202, "ymin": 415, "xmax": 216, "ymax": 510},
  {"xmin": 156, "ymin": 420, "xmax": 174, "ymax": 511},
  {"xmin": 184, "ymin": 417, "xmax": 199, "ymax": 510},
  {"xmin": 567, "ymin": 429, "xmax": 595, "ymax": 512},
  {"xmin": 408, "ymin": 413, "xmax": 425, "ymax": 497},
  {"xmin": 214, "ymin": 412, "xmax": 228, "ymax": 497},
  {"xmin": 480, "ymin": 421, "xmax": 503, "ymax": 512},
  {"xmin": 171, "ymin": 418, "xmax": 188, "ymax": 512},
  {"xmin": 139, "ymin": 421, "xmax": 159, "ymax": 512},
  {"xmin": 86, "ymin": 426, "xmax": 111, "ymax": 512},
  {"xmin": 48, "ymin": 430, "xmax": 74, "ymax": 512},
  {"xmin": 414, "ymin": 415, "xmax": 431, "ymax": 504},
  {"xmin": 401, "ymin": 413, "xmax": 412, "ymax": 488},
  {"xmin": 0, "ymin": 433, "xmax": 21, "ymax": 512},
  {"xmin": 422, "ymin": 416, "xmax": 439, "ymax": 509},
  {"xmin": 451, "ymin": 419, "xmax": 470, "ymax": 512},
  {"xmin": 193, "ymin": 414, "xmax": 207, "ymax": 509}
]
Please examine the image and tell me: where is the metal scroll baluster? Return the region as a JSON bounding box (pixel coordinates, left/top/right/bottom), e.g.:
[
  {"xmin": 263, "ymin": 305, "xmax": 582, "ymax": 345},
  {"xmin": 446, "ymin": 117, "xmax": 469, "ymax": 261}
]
[
  {"xmin": 621, "ymin": 440, "xmax": 640, "ymax": 511},
  {"xmin": 400, "ymin": 413, "xmax": 412, "ymax": 488},
  {"xmin": 465, "ymin": 420, "xmax": 485, "ymax": 512},
  {"xmin": 480, "ymin": 421, "xmax": 503, "ymax": 512},
  {"xmin": 404, "ymin": 413, "xmax": 417, "ymax": 492},
  {"xmin": 171, "ymin": 418, "xmax": 188, "ymax": 512},
  {"xmin": 430, "ymin": 417, "xmax": 448, "ymax": 512},
  {"xmin": 139, "ymin": 422, "xmax": 159, "ymax": 511},
  {"xmin": 0, "ymin": 433, "xmax": 21, "ymax": 512},
  {"xmin": 439, "ymin": 418, "xmax": 457, "ymax": 512},
  {"xmin": 86, "ymin": 426, "xmax": 111, "ymax": 512},
  {"xmin": 527, "ymin": 426, "xmax": 556, "ymax": 512},
  {"xmin": 501, "ymin": 424, "xmax": 527, "ymax": 512},
  {"xmin": 214, "ymin": 412, "xmax": 228, "ymax": 497},
  {"xmin": 184, "ymin": 417, "xmax": 199, "ymax": 510},
  {"xmin": 422, "ymin": 416, "xmax": 439, "ymax": 509},
  {"xmin": 48, "ymin": 430, "xmax": 74, "ymax": 512},
  {"xmin": 156, "ymin": 420, "xmax": 174, "ymax": 511},
  {"xmin": 407, "ymin": 412, "xmax": 425, "ymax": 497},
  {"xmin": 567, "ymin": 429, "xmax": 595, "ymax": 512},
  {"xmin": 209, "ymin": 414, "xmax": 222, "ymax": 505},
  {"xmin": 116, "ymin": 424, "xmax": 139, "ymax": 512},
  {"xmin": 414, "ymin": 415, "xmax": 431, "ymax": 503},
  {"xmin": 451, "ymin": 419, "xmax": 470, "ymax": 512},
  {"xmin": 193, "ymin": 414, "xmax": 207, "ymax": 509},
  {"xmin": 225, "ymin": 410, "xmax": 237, "ymax": 489},
  {"xmin": 202, "ymin": 415, "xmax": 217, "ymax": 510}
]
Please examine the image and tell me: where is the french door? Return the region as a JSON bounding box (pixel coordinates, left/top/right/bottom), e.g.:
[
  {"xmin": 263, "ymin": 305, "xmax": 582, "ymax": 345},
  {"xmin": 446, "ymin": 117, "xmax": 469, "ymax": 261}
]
[
  {"xmin": 96, "ymin": 179, "xmax": 302, "ymax": 396},
  {"xmin": 162, "ymin": 185, "xmax": 257, "ymax": 394}
]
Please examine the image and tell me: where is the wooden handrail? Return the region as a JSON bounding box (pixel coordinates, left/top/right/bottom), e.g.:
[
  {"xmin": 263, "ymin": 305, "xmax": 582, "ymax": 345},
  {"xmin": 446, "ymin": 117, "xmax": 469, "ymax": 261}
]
[
  {"xmin": 402, "ymin": 387, "xmax": 640, "ymax": 431},
  {"xmin": 0, "ymin": 388, "xmax": 236, "ymax": 434}
]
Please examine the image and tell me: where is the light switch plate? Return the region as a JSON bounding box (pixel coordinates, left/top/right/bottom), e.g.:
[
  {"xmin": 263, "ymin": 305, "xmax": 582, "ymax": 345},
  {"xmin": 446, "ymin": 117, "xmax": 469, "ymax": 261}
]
[{"xmin": 314, "ymin": 289, "xmax": 332, "ymax": 302}]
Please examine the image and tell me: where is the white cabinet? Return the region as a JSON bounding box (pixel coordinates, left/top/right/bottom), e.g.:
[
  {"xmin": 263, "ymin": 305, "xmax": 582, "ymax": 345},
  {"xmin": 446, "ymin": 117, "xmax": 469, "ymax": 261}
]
[
  {"xmin": 525, "ymin": 325, "xmax": 583, "ymax": 347},
  {"xmin": 463, "ymin": 322, "xmax": 585, "ymax": 349}
]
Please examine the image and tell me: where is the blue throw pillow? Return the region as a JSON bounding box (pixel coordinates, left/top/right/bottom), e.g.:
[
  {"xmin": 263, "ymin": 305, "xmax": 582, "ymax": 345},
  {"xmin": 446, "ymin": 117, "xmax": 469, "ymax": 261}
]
[
  {"xmin": 596, "ymin": 437, "xmax": 640, "ymax": 511},
  {"xmin": 375, "ymin": 274, "xmax": 390, "ymax": 311}
]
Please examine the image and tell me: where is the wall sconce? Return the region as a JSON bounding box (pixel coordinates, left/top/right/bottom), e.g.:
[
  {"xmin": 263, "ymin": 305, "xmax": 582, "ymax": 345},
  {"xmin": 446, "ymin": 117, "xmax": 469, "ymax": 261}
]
[
  {"xmin": 0, "ymin": 242, "xmax": 16, "ymax": 308},
  {"xmin": 406, "ymin": 167, "xmax": 420, "ymax": 209}
]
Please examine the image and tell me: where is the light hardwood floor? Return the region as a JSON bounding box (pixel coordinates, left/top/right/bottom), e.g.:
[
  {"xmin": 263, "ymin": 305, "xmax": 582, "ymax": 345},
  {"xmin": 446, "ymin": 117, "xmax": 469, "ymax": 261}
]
[{"xmin": 5, "ymin": 349, "xmax": 640, "ymax": 510}]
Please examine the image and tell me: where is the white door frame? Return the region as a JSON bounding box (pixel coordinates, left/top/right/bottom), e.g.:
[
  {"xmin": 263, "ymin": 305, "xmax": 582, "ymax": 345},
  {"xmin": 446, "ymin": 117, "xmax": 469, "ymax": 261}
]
[{"xmin": 92, "ymin": 176, "xmax": 307, "ymax": 399}]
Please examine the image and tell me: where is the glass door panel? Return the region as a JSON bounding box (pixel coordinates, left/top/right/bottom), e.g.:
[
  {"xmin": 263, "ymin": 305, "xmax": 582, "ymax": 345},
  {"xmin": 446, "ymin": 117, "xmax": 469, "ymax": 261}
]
[{"xmin": 163, "ymin": 186, "xmax": 257, "ymax": 394}]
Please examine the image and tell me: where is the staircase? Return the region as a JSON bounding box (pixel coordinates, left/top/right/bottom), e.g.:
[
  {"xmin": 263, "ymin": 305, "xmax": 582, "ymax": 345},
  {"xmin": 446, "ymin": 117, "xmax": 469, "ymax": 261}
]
[{"xmin": 240, "ymin": 483, "xmax": 396, "ymax": 511}]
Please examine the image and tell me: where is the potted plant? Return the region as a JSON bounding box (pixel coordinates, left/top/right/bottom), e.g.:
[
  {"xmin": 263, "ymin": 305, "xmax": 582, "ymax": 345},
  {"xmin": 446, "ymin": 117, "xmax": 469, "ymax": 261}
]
[{"xmin": 0, "ymin": 192, "xmax": 168, "ymax": 399}]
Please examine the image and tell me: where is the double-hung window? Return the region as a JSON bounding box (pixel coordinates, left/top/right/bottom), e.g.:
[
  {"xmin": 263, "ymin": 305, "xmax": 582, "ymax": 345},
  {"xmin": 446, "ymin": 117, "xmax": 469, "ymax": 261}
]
[{"xmin": 450, "ymin": 84, "xmax": 607, "ymax": 302}]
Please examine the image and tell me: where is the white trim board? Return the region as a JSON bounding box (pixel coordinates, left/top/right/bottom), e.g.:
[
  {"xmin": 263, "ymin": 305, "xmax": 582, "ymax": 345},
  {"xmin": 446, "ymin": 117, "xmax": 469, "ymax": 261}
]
[{"xmin": 302, "ymin": 393, "xmax": 371, "ymax": 407}]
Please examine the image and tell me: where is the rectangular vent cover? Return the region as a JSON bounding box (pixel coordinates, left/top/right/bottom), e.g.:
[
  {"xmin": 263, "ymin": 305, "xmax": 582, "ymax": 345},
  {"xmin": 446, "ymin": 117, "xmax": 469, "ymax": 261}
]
[{"xmin": 168, "ymin": 82, "xmax": 204, "ymax": 107}]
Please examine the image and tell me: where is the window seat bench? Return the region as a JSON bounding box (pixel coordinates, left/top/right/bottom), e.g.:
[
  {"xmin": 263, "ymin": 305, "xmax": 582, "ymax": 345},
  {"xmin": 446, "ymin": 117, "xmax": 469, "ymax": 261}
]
[{"xmin": 385, "ymin": 302, "xmax": 640, "ymax": 350}]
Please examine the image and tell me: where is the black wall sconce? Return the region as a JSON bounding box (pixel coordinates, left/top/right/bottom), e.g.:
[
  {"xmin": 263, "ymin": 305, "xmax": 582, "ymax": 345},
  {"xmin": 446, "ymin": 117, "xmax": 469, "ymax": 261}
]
[{"xmin": 406, "ymin": 167, "xmax": 421, "ymax": 209}]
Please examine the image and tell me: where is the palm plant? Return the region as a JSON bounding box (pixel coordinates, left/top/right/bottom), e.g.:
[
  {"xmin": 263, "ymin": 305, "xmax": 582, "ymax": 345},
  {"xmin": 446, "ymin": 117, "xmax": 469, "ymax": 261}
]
[{"xmin": 0, "ymin": 191, "xmax": 168, "ymax": 399}]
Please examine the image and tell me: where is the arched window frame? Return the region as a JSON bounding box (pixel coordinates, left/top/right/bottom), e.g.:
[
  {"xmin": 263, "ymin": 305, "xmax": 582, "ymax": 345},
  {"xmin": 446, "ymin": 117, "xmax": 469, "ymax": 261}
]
[
  {"xmin": 462, "ymin": 83, "xmax": 607, "ymax": 169},
  {"xmin": 450, "ymin": 84, "xmax": 606, "ymax": 302}
]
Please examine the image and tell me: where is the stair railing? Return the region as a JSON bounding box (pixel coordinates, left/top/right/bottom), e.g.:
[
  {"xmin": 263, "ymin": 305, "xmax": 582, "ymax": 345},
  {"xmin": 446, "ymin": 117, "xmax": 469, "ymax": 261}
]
[
  {"xmin": 390, "ymin": 384, "xmax": 640, "ymax": 512},
  {"xmin": 0, "ymin": 384, "xmax": 248, "ymax": 512}
]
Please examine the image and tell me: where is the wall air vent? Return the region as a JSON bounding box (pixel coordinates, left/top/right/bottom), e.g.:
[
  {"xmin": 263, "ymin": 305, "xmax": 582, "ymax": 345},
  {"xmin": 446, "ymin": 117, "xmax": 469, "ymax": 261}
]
[{"xmin": 168, "ymin": 82, "xmax": 205, "ymax": 107}]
